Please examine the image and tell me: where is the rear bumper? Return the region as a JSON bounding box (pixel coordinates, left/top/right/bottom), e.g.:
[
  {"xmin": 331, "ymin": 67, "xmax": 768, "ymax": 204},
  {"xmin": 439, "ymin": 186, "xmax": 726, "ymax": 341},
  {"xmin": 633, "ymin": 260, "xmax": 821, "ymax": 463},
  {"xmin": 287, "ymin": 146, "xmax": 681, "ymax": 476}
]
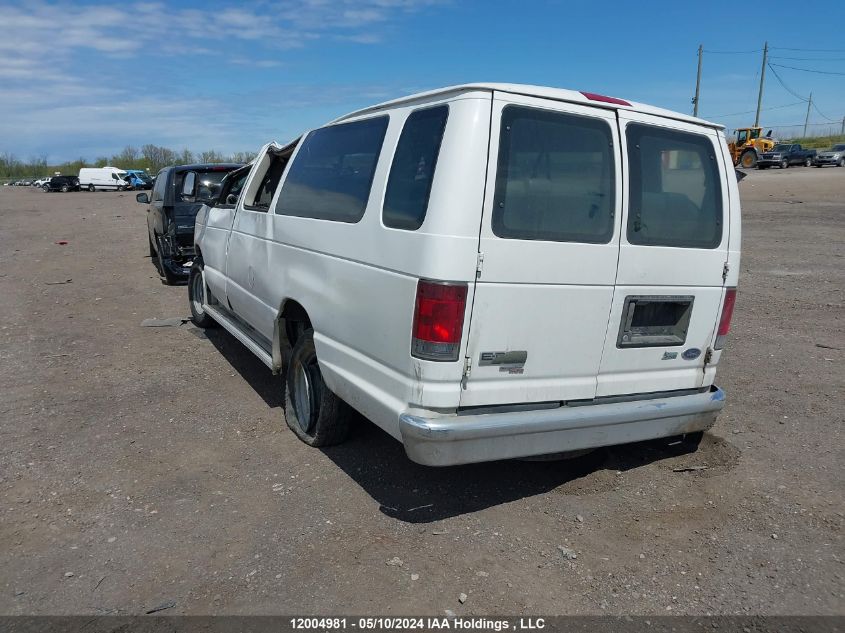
[{"xmin": 398, "ymin": 386, "xmax": 725, "ymax": 466}]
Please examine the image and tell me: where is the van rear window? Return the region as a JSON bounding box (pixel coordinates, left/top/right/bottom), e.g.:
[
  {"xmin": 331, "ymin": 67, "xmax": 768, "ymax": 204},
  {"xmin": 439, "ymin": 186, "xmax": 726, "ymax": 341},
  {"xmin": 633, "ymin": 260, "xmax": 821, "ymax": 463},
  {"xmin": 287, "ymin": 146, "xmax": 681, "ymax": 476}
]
[
  {"xmin": 383, "ymin": 105, "xmax": 448, "ymax": 230},
  {"xmin": 492, "ymin": 106, "xmax": 615, "ymax": 244},
  {"xmin": 626, "ymin": 124, "xmax": 723, "ymax": 249},
  {"xmin": 275, "ymin": 116, "xmax": 388, "ymax": 223}
]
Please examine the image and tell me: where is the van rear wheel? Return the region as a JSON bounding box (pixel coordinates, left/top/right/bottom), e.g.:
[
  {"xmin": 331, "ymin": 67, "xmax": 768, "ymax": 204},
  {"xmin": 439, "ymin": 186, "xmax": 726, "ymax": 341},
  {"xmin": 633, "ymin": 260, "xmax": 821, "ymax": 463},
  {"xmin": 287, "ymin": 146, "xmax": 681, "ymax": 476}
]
[
  {"xmin": 284, "ymin": 329, "xmax": 351, "ymax": 447},
  {"xmin": 88, "ymin": 184, "xmax": 95, "ymax": 192}
]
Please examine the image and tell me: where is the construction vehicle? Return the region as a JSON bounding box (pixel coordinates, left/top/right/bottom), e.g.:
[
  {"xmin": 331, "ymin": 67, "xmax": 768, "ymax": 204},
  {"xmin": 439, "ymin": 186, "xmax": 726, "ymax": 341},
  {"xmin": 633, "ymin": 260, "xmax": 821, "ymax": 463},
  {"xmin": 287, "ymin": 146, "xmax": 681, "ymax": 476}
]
[{"xmin": 727, "ymin": 127, "xmax": 775, "ymax": 168}]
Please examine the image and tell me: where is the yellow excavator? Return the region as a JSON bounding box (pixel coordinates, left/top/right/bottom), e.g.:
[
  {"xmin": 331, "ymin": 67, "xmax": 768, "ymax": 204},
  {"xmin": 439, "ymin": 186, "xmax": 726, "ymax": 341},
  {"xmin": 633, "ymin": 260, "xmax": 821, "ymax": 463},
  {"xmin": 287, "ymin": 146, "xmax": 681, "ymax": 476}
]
[{"xmin": 728, "ymin": 127, "xmax": 775, "ymax": 168}]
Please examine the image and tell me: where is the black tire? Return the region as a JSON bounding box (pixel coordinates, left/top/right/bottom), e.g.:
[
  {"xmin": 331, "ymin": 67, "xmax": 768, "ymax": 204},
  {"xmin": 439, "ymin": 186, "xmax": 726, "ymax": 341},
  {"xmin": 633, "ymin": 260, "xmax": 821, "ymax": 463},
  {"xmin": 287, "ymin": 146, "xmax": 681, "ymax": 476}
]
[
  {"xmin": 804, "ymin": 157, "xmax": 812, "ymax": 167},
  {"xmin": 117, "ymin": 185, "xmax": 125, "ymax": 192},
  {"xmin": 284, "ymin": 329, "xmax": 350, "ymax": 447},
  {"xmin": 88, "ymin": 184, "xmax": 95, "ymax": 192},
  {"xmin": 839, "ymin": 158, "xmax": 845, "ymax": 167},
  {"xmin": 780, "ymin": 158, "xmax": 788, "ymax": 169},
  {"xmin": 148, "ymin": 235, "xmax": 156, "ymax": 258},
  {"xmin": 740, "ymin": 151, "xmax": 757, "ymax": 169},
  {"xmin": 61, "ymin": 185, "xmax": 69, "ymax": 193},
  {"xmin": 188, "ymin": 259, "xmax": 216, "ymax": 328},
  {"xmin": 42, "ymin": 185, "xmax": 49, "ymax": 192}
]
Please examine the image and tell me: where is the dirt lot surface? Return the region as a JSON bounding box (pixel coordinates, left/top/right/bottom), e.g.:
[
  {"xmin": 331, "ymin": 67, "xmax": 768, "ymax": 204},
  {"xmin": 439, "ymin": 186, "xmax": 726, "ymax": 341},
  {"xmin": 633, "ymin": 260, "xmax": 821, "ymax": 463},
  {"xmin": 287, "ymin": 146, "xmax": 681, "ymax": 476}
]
[{"xmin": 1, "ymin": 168, "xmax": 843, "ymax": 616}]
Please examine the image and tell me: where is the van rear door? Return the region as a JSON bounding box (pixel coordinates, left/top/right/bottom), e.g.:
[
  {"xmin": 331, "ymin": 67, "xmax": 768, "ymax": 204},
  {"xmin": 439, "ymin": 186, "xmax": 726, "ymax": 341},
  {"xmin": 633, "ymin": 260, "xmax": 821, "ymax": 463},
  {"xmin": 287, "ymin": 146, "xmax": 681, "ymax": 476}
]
[
  {"xmin": 595, "ymin": 111, "xmax": 731, "ymax": 397},
  {"xmin": 459, "ymin": 92, "xmax": 622, "ymax": 408}
]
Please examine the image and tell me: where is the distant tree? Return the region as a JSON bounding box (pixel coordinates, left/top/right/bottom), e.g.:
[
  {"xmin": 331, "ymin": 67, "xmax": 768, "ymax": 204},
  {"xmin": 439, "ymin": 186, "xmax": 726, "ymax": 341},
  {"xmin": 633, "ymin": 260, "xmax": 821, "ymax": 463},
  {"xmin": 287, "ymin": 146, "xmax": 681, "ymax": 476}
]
[
  {"xmin": 178, "ymin": 148, "xmax": 194, "ymax": 165},
  {"xmin": 95, "ymin": 156, "xmax": 109, "ymax": 167},
  {"xmin": 199, "ymin": 149, "xmax": 224, "ymax": 164},
  {"xmin": 230, "ymin": 151, "xmax": 258, "ymax": 163}
]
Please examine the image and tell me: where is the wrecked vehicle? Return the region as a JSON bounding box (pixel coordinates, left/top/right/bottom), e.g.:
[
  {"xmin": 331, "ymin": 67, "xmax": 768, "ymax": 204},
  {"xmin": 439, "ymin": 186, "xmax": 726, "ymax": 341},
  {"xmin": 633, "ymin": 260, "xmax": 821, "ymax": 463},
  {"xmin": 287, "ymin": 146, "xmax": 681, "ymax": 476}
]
[
  {"xmin": 190, "ymin": 83, "xmax": 740, "ymax": 466},
  {"xmin": 136, "ymin": 163, "xmax": 241, "ymax": 284}
]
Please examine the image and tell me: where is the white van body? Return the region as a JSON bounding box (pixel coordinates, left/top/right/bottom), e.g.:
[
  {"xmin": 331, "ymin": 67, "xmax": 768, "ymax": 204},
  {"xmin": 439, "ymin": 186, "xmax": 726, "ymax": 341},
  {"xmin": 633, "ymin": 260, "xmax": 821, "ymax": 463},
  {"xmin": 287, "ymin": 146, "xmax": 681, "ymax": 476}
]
[
  {"xmin": 78, "ymin": 166, "xmax": 130, "ymax": 192},
  {"xmin": 193, "ymin": 83, "xmax": 740, "ymax": 466}
]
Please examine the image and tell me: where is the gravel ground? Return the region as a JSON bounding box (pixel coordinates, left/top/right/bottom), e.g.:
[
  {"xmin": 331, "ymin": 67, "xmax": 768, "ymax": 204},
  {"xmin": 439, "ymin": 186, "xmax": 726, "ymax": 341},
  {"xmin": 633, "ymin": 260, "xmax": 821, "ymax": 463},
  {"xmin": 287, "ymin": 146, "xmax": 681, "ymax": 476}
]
[{"xmin": 0, "ymin": 167, "xmax": 842, "ymax": 616}]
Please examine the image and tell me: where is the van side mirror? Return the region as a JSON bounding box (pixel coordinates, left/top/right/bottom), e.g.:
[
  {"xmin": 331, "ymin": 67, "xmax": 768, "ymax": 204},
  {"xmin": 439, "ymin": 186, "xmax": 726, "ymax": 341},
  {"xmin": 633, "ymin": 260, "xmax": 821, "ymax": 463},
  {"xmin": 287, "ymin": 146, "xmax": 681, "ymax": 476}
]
[
  {"xmin": 180, "ymin": 171, "xmax": 197, "ymax": 202},
  {"xmin": 136, "ymin": 192, "xmax": 150, "ymax": 204},
  {"xmin": 226, "ymin": 193, "xmax": 238, "ymax": 205}
]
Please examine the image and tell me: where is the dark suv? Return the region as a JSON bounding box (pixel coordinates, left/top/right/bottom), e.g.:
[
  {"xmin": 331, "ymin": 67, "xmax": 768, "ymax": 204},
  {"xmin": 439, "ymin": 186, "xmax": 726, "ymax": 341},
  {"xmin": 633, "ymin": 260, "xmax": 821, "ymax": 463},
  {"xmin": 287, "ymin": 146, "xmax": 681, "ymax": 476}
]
[
  {"xmin": 43, "ymin": 176, "xmax": 80, "ymax": 192},
  {"xmin": 136, "ymin": 163, "xmax": 242, "ymax": 284}
]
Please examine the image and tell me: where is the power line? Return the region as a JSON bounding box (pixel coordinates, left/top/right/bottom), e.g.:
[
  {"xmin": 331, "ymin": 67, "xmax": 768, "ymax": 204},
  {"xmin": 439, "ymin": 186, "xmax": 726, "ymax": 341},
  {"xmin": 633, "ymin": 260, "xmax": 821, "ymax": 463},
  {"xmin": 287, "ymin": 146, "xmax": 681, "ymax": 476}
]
[
  {"xmin": 770, "ymin": 62, "xmax": 845, "ymax": 76},
  {"xmin": 771, "ymin": 55, "xmax": 845, "ymax": 61},
  {"xmin": 767, "ymin": 64, "xmax": 809, "ymax": 102},
  {"xmin": 703, "ymin": 48, "xmax": 762, "ymax": 54},
  {"xmin": 811, "ymin": 101, "xmax": 838, "ymax": 122},
  {"xmin": 771, "ymin": 46, "xmax": 845, "ymax": 53},
  {"xmin": 705, "ymin": 101, "xmax": 806, "ymax": 119}
]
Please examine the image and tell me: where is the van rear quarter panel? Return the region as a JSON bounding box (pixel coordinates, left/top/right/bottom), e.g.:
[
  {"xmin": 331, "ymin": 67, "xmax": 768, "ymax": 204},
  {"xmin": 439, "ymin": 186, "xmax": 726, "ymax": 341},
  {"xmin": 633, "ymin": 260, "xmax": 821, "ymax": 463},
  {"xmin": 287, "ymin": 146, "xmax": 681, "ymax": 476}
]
[{"xmin": 234, "ymin": 94, "xmax": 492, "ymax": 436}]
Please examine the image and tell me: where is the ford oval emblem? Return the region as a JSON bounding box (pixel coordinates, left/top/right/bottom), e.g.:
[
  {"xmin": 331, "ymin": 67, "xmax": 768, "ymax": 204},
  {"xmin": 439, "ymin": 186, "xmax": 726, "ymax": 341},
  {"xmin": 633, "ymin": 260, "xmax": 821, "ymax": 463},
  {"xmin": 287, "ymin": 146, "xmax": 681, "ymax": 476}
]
[{"xmin": 682, "ymin": 348, "xmax": 701, "ymax": 361}]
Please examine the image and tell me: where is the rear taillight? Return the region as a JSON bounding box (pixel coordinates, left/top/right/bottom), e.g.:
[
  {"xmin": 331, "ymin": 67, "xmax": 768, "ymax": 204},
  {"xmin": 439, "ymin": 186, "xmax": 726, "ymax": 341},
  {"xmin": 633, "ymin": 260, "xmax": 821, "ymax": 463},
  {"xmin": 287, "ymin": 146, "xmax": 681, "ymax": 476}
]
[
  {"xmin": 714, "ymin": 287, "xmax": 737, "ymax": 350},
  {"xmin": 411, "ymin": 280, "xmax": 467, "ymax": 362}
]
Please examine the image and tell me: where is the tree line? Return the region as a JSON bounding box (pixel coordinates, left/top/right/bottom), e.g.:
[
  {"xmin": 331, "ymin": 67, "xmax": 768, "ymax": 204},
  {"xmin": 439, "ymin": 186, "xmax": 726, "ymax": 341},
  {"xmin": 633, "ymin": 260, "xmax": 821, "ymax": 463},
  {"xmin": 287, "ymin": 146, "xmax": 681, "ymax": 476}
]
[{"xmin": 1, "ymin": 145, "xmax": 258, "ymax": 180}]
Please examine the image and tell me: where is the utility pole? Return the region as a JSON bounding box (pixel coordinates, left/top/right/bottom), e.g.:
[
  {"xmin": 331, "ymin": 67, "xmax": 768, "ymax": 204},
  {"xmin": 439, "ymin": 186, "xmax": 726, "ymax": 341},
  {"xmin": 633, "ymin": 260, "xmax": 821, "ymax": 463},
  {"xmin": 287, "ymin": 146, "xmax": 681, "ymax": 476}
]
[
  {"xmin": 754, "ymin": 41, "xmax": 768, "ymax": 127},
  {"xmin": 693, "ymin": 44, "xmax": 703, "ymax": 117},
  {"xmin": 803, "ymin": 92, "xmax": 813, "ymax": 137},
  {"xmin": 841, "ymin": 115, "xmax": 844, "ymax": 136}
]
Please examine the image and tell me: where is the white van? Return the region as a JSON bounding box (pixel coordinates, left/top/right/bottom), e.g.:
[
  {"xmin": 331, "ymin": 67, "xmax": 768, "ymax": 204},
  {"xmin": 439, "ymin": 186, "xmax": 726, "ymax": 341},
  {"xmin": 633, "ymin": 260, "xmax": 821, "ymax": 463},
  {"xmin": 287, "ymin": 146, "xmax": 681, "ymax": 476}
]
[
  {"xmin": 78, "ymin": 166, "xmax": 130, "ymax": 192},
  {"xmin": 191, "ymin": 83, "xmax": 740, "ymax": 466}
]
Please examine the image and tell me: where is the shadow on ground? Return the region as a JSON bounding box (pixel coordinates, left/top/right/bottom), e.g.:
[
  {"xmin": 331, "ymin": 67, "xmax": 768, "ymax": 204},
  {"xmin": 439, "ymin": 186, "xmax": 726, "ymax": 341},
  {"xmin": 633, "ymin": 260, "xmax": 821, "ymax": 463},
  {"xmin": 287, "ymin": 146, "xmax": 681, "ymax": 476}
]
[{"xmin": 201, "ymin": 325, "xmax": 736, "ymax": 523}]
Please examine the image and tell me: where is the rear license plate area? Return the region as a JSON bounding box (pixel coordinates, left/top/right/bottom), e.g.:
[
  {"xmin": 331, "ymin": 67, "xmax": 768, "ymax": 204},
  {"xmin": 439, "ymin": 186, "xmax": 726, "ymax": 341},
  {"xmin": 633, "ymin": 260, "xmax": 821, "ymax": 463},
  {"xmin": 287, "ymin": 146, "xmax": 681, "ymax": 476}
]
[{"xmin": 616, "ymin": 295, "xmax": 694, "ymax": 348}]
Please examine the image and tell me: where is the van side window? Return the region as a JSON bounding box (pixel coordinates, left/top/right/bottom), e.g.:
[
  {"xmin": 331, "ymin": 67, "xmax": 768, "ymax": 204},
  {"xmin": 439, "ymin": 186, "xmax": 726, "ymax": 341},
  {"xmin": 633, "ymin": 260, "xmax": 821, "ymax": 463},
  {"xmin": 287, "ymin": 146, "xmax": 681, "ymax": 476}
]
[
  {"xmin": 626, "ymin": 124, "xmax": 723, "ymax": 249},
  {"xmin": 245, "ymin": 154, "xmax": 289, "ymax": 212},
  {"xmin": 492, "ymin": 106, "xmax": 615, "ymax": 244},
  {"xmin": 383, "ymin": 105, "xmax": 448, "ymax": 230},
  {"xmin": 151, "ymin": 171, "xmax": 167, "ymax": 202},
  {"xmin": 275, "ymin": 116, "xmax": 388, "ymax": 223}
]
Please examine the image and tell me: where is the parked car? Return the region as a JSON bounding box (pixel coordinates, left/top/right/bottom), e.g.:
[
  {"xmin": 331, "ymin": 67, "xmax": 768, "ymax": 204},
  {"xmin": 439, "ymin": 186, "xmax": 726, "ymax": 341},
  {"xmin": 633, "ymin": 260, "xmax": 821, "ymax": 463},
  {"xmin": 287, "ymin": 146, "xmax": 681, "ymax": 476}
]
[
  {"xmin": 757, "ymin": 143, "xmax": 817, "ymax": 169},
  {"xmin": 78, "ymin": 166, "xmax": 131, "ymax": 191},
  {"xmin": 814, "ymin": 143, "xmax": 845, "ymax": 167},
  {"xmin": 190, "ymin": 83, "xmax": 740, "ymax": 466},
  {"xmin": 42, "ymin": 175, "xmax": 80, "ymax": 192},
  {"xmin": 33, "ymin": 177, "xmax": 51, "ymax": 187},
  {"xmin": 136, "ymin": 163, "xmax": 242, "ymax": 283},
  {"xmin": 124, "ymin": 169, "xmax": 154, "ymax": 189}
]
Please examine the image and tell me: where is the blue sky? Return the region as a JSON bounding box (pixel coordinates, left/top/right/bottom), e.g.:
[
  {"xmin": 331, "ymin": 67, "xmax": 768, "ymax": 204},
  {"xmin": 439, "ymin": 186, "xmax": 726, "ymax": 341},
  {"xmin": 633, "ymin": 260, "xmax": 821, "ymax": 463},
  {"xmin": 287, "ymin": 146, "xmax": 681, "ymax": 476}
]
[{"xmin": 2, "ymin": 0, "xmax": 844, "ymax": 162}]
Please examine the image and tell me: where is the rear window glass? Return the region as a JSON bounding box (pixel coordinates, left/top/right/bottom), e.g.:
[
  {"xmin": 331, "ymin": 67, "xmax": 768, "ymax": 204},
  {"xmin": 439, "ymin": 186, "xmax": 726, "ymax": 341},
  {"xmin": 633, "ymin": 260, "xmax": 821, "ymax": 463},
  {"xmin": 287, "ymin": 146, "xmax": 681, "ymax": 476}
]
[
  {"xmin": 626, "ymin": 124, "xmax": 723, "ymax": 249},
  {"xmin": 275, "ymin": 116, "xmax": 388, "ymax": 223},
  {"xmin": 383, "ymin": 105, "xmax": 448, "ymax": 230},
  {"xmin": 492, "ymin": 105, "xmax": 615, "ymax": 244}
]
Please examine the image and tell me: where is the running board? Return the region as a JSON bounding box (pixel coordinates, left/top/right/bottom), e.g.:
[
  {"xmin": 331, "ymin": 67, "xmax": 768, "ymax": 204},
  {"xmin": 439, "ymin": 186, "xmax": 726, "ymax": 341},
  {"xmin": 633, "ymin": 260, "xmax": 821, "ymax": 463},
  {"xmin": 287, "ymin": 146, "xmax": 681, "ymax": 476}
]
[{"xmin": 203, "ymin": 304, "xmax": 274, "ymax": 369}]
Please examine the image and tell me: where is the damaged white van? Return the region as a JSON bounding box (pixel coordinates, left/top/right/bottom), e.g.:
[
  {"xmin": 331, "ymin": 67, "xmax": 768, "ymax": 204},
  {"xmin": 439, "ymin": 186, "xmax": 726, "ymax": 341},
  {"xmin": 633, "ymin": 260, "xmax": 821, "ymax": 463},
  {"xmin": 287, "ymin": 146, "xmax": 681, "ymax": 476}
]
[{"xmin": 191, "ymin": 83, "xmax": 740, "ymax": 466}]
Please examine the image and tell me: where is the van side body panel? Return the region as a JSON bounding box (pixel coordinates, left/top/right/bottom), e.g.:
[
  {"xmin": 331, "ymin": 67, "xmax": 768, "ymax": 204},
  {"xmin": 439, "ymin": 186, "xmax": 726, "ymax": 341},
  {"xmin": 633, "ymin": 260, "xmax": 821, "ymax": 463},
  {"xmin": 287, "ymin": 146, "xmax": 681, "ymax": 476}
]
[{"xmin": 218, "ymin": 95, "xmax": 492, "ymax": 437}]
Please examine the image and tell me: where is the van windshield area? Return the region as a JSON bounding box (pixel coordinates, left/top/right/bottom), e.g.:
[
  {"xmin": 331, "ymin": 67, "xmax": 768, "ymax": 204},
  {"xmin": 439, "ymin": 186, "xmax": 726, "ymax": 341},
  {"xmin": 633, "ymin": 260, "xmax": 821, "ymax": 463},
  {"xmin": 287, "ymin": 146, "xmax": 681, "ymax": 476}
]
[
  {"xmin": 492, "ymin": 106, "xmax": 615, "ymax": 243},
  {"xmin": 626, "ymin": 124, "xmax": 722, "ymax": 249}
]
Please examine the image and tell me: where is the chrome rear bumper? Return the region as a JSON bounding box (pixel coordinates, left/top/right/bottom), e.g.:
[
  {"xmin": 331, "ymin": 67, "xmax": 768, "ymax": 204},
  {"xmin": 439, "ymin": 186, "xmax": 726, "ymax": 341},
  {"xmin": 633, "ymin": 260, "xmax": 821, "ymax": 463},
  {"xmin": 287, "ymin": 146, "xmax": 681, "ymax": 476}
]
[{"xmin": 399, "ymin": 386, "xmax": 725, "ymax": 466}]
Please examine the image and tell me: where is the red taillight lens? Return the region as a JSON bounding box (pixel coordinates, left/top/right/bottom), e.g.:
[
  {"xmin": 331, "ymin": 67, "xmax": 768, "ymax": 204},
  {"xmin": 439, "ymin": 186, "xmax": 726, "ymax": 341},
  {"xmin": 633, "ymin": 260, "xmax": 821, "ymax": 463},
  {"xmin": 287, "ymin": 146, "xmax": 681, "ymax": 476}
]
[
  {"xmin": 715, "ymin": 287, "xmax": 737, "ymax": 350},
  {"xmin": 411, "ymin": 280, "xmax": 467, "ymax": 361}
]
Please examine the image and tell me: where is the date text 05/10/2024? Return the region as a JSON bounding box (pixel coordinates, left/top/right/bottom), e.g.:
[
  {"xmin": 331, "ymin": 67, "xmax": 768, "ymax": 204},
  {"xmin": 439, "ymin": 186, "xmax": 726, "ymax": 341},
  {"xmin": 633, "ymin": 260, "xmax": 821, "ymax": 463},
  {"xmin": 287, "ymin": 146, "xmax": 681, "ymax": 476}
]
[{"xmin": 289, "ymin": 617, "xmax": 547, "ymax": 631}]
